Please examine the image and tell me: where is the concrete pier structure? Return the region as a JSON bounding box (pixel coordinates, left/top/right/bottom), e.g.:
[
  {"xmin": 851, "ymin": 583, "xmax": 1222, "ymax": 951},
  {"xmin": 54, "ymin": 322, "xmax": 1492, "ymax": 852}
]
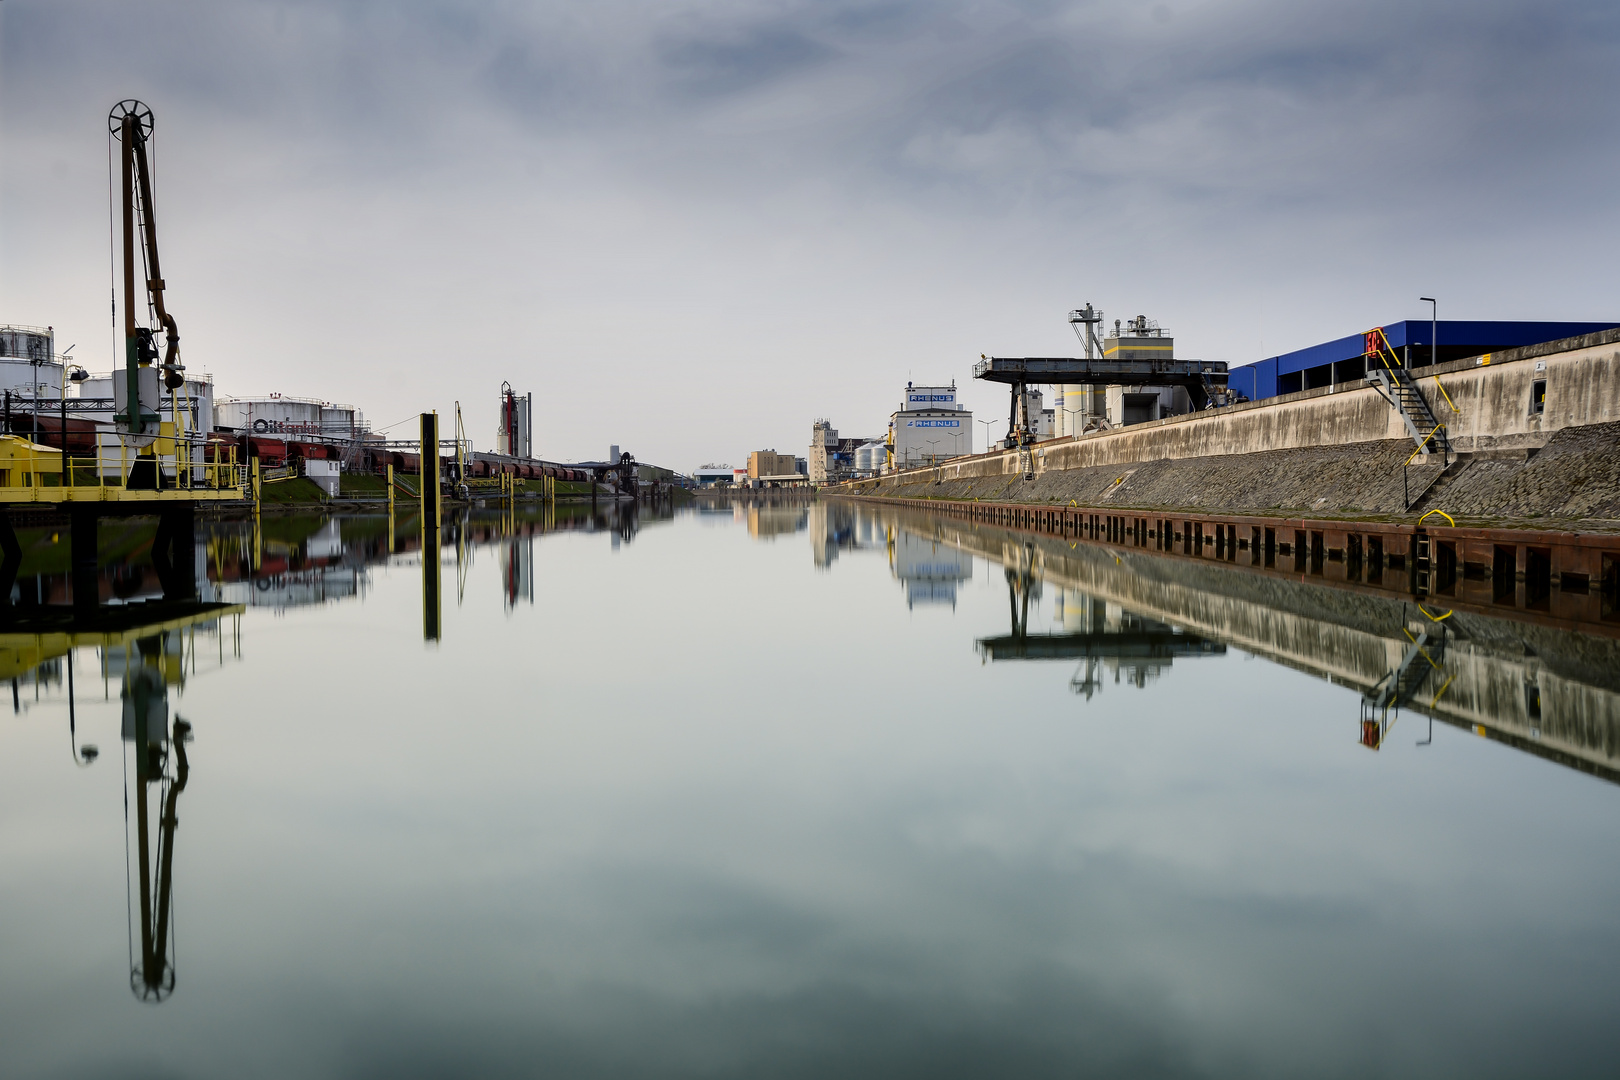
[{"xmin": 847, "ymin": 328, "xmax": 1620, "ymax": 528}]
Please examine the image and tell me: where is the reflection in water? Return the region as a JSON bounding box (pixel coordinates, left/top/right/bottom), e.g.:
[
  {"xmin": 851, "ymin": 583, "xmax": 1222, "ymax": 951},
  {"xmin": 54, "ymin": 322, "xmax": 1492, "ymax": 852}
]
[
  {"xmin": 500, "ymin": 533, "xmax": 534, "ymax": 610},
  {"xmin": 2, "ymin": 498, "xmax": 1618, "ymax": 1073},
  {"xmin": 123, "ymin": 650, "xmax": 189, "ymax": 1002},
  {"xmin": 0, "ymin": 499, "xmax": 674, "ymax": 1005},
  {"xmin": 816, "ymin": 499, "xmax": 1620, "ymax": 783},
  {"xmin": 743, "ymin": 500, "xmax": 809, "ymax": 541},
  {"xmin": 892, "ymin": 531, "xmax": 973, "ymax": 608},
  {"xmin": 977, "ymin": 548, "xmax": 1225, "ymax": 696},
  {"xmin": 1, "ymin": 604, "xmax": 242, "ymax": 1004},
  {"xmin": 1360, "ymin": 613, "xmax": 1451, "ymax": 750},
  {"xmin": 3, "ymin": 501, "xmax": 667, "ymax": 625}
]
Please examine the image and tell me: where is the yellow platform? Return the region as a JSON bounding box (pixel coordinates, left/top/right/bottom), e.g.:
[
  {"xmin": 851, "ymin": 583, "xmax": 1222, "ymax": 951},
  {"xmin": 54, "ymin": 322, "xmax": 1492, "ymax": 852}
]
[
  {"xmin": 0, "ymin": 434, "xmax": 247, "ymax": 504},
  {"xmin": 0, "ymin": 486, "xmax": 247, "ymax": 504}
]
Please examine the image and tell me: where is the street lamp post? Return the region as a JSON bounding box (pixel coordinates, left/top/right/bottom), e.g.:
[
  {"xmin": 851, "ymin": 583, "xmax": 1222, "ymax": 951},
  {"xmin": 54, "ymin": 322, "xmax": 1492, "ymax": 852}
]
[
  {"xmin": 977, "ymin": 418, "xmax": 999, "ymax": 453},
  {"xmin": 1419, "ymin": 296, "xmax": 1437, "ymax": 370},
  {"xmin": 62, "ymin": 360, "xmax": 87, "ymax": 484},
  {"xmin": 925, "ymin": 438, "xmax": 940, "ymax": 466}
]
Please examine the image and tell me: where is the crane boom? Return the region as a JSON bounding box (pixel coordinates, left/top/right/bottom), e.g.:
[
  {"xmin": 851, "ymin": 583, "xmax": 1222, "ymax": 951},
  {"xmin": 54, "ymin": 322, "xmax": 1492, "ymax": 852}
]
[{"xmin": 110, "ymin": 100, "xmax": 185, "ymax": 441}]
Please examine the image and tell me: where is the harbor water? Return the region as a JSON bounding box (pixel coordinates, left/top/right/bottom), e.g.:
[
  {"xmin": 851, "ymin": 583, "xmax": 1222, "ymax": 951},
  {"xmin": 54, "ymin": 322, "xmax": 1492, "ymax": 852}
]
[{"xmin": 3, "ymin": 497, "xmax": 1618, "ymax": 1078}]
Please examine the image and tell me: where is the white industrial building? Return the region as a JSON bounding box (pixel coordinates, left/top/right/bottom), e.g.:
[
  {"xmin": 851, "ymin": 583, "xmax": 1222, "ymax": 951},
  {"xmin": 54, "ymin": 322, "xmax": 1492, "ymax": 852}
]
[
  {"xmin": 810, "ymin": 420, "xmax": 883, "ymax": 483},
  {"xmin": 1048, "ymin": 311, "xmax": 1193, "ymax": 435},
  {"xmin": 1100, "ymin": 316, "xmax": 1193, "ymax": 425},
  {"xmin": 693, "ymin": 464, "xmax": 735, "ymax": 486},
  {"xmin": 890, "ymin": 381, "xmax": 972, "ymax": 469}
]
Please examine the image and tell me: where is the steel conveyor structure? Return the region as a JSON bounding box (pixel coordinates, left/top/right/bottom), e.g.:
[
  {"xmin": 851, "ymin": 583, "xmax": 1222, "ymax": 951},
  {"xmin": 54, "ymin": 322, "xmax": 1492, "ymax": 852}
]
[{"xmin": 972, "ymin": 356, "xmax": 1230, "ymax": 409}]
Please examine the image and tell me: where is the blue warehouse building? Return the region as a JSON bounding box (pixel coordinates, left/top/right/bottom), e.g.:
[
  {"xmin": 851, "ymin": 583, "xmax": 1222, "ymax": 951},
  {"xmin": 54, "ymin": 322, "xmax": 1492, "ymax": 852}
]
[{"xmin": 1226, "ymin": 321, "xmax": 1620, "ymax": 402}]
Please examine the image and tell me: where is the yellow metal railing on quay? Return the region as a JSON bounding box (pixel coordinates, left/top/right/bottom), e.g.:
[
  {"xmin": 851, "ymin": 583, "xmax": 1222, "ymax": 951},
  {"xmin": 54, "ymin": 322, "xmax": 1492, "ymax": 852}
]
[
  {"xmin": 58, "ymin": 444, "xmax": 244, "ymax": 492},
  {"xmin": 0, "ymin": 432, "xmax": 248, "ymax": 500}
]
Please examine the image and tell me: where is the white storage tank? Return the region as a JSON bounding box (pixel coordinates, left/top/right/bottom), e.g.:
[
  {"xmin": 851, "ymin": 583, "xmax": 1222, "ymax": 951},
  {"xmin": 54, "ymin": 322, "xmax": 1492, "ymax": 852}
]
[{"xmin": 320, "ymin": 404, "xmax": 359, "ymax": 436}]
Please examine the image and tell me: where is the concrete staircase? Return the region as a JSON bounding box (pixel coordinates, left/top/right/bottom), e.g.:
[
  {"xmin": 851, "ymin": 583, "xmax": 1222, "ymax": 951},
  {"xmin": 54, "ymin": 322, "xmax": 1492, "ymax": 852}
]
[{"xmin": 1405, "ymin": 454, "xmax": 1471, "ymax": 514}]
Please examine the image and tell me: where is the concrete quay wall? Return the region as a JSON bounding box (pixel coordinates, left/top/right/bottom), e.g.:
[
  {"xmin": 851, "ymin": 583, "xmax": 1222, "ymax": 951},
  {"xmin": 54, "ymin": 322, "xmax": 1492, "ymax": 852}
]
[
  {"xmin": 867, "ymin": 328, "xmax": 1620, "ymax": 478},
  {"xmin": 844, "ymin": 329, "xmax": 1620, "ymax": 525}
]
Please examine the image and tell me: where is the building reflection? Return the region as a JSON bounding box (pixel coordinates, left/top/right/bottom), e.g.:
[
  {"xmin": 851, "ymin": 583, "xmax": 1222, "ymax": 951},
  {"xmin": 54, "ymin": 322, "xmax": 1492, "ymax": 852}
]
[
  {"xmin": 739, "ymin": 499, "xmax": 810, "ymax": 541},
  {"xmin": 808, "ymin": 501, "xmax": 878, "ymax": 568},
  {"xmin": 811, "ymin": 502, "xmax": 973, "ymax": 606},
  {"xmin": 892, "ymin": 531, "xmax": 973, "ymax": 608},
  {"xmin": 817, "ymin": 501, "xmax": 1620, "ymax": 785},
  {"xmin": 0, "ymin": 500, "xmax": 668, "ymax": 651}
]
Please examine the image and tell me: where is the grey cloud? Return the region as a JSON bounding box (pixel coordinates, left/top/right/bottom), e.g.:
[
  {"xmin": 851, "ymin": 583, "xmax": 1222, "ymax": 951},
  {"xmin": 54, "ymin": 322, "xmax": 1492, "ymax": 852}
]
[
  {"xmin": 657, "ymin": 22, "xmax": 839, "ymax": 99},
  {"xmin": 4, "ymin": 0, "xmax": 1620, "ymax": 466}
]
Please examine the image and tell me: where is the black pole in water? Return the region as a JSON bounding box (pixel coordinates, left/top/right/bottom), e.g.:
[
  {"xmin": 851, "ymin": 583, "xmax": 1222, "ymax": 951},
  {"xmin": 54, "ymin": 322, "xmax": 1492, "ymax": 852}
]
[
  {"xmin": 420, "ymin": 412, "xmax": 441, "ymax": 642},
  {"xmin": 0, "ymin": 512, "xmax": 21, "ymax": 607},
  {"xmin": 71, "ymin": 507, "xmax": 99, "ymax": 612}
]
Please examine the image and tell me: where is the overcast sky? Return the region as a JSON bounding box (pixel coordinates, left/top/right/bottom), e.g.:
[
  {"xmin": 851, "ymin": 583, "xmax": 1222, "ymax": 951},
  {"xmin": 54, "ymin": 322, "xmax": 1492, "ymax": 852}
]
[{"xmin": 3, "ymin": 1, "xmax": 1617, "ymax": 468}]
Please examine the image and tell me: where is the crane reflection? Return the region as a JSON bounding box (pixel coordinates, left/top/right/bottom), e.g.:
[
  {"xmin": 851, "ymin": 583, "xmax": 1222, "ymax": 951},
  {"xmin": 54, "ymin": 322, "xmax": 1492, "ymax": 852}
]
[{"xmin": 2, "ymin": 602, "xmax": 242, "ymax": 1004}]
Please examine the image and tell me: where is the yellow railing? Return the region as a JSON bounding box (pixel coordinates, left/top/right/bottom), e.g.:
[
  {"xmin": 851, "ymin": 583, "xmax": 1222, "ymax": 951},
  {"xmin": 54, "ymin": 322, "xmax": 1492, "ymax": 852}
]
[
  {"xmin": 51, "ymin": 440, "xmax": 247, "ymax": 493},
  {"xmin": 1403, "ymin": 425, "xmax": 1447, "ymax": 466},
  {"xmin": 1364, "ymin": 326, "xmax": 1403, "ymax": 374},
  {"xmin": 1431, "ymin": 375, "xmax": 1459, "ymax": 413}
]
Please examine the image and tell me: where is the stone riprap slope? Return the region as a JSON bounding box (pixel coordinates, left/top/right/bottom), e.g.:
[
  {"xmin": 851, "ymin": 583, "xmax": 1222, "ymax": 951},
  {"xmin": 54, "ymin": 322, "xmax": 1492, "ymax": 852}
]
[
  {"xmin": 849, "ymin": 420, "xmax": 1620, "ymax": 527},
  {"xmin": 1429, "ymin": 421, "xmax": 1620, "ymax": 521},
  {"xmin": 862, "ymin": 440, "xmax": 1427, "ymax": 517}
]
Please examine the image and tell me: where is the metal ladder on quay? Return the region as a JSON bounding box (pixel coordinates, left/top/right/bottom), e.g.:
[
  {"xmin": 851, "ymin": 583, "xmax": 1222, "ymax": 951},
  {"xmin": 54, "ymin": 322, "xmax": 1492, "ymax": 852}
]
[{"xmin": 1364, "ymin": 327, "xmax": 1452, "ymax": 461}]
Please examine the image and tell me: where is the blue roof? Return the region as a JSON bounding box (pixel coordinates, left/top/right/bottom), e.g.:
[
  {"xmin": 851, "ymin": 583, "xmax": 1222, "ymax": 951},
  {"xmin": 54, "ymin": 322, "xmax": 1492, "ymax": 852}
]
[{"xmin": 1226, "ymin": 320, "xmax": 1620, "ymax": 401}]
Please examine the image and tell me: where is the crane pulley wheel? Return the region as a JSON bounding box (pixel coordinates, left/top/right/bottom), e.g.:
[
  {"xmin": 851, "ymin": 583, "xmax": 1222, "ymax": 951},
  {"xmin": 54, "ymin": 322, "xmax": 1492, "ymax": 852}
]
[{"xmin": 108, "ymin": 99, "xmax": 155, "ymax": 142}]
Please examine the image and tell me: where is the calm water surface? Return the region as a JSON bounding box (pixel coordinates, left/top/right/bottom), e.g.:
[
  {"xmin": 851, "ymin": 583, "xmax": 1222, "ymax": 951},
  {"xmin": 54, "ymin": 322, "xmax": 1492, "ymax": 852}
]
[{"xmin": 3, "ymin": 497, "xmax": 1619, "ymax": 1078}]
